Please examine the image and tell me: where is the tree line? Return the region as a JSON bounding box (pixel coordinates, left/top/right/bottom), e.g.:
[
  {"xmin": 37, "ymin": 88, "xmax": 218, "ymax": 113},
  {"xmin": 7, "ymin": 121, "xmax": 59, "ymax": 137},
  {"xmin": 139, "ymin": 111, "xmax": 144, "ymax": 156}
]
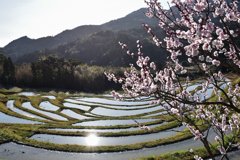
[{"xmin": 0, "ymin": 54, "xmax": 125, "ymax": 93}]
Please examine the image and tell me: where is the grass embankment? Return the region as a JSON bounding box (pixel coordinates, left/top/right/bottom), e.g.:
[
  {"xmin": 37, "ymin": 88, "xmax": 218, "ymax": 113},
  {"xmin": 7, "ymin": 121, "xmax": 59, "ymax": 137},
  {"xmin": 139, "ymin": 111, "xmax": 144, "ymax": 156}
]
[{"xmin": 0, "ymin": 123, "xmax": 42, "ymax": 144}]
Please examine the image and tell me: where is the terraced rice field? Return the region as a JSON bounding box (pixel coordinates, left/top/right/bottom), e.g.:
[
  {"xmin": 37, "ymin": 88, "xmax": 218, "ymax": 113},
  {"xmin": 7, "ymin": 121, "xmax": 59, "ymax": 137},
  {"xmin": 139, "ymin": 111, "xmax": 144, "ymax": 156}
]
[{"xmin": 0, "ymin": 83, "xmax": 239, "ymax": 160}]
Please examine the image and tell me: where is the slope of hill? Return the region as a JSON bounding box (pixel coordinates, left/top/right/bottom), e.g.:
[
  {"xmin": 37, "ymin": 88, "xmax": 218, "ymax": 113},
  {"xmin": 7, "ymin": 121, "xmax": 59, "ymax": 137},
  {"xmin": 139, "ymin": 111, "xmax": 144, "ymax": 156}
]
[
  {"xmin": 101, "ymin": 8, "xmax": 156, "ymax": 31},
  {"xmin": 3, "ymin": 25, "xmax": 103, "ymax": 61},
  {"xmin": 15, "ymin": 28, "xmax": 170, "ymax": 67}
]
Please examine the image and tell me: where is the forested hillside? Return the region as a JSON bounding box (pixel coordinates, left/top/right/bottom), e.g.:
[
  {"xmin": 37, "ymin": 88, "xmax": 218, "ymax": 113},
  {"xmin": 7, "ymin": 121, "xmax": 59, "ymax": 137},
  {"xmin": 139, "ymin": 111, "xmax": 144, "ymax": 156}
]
[
  {"xmin": 15, "ymin": 28, "xmax": 170, "ymax": 67},
  {"xmin": 0, "ymin": 55, "xmax": 125, "ymax": 93}
]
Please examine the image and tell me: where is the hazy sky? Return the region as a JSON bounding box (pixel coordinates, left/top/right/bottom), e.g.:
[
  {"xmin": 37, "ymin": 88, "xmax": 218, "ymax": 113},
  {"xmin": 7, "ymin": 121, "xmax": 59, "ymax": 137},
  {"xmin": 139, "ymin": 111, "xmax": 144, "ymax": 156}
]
[{"xmin": 0, "ymin": 0, "xmax": 168, "ymax": 47}]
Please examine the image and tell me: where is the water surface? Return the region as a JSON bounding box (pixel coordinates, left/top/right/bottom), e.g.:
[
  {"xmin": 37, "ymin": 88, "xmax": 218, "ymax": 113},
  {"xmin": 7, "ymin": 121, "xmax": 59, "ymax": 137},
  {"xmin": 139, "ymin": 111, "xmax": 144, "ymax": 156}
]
[
  {"xmin": 61, "ymin": 109, "xmax": 91, "ymax": 119},
  {"xmin": 39, "ymin": 101, "xmax": 59, "ymax": 111},
  {"xmin": 90, "ymin": 106, "xmax": 161, "ymax": 117},
  {"xmin": 0, "ymin": 110, "xmax": 40, "ymax": 124},
  {"xmin": 63, "ymin": 102, "xmax": 91, "ymax": 111},
  {"xmin": 73, "ymin": 119, "xmax": 159, "ymax": 126},
  {"xmin": 22, "ymin": 102, "xmax": 67, "ymax": 121},
  {"xmin": 30, "ymin": 126, "xmax": 186, "ymax": 145},
  {"xmin": 42, "ymin": 95, "xmax": 56, "ymax": 99},
  {"xmin": 49, "ymin": 122, "xmax": 168, "ymax": 132}
]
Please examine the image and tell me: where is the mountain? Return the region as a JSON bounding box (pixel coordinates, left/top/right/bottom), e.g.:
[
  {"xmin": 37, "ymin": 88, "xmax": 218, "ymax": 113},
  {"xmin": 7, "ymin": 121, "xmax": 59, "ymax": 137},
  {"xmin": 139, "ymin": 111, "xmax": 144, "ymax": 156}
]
[
  {"xmin": 101, "ymin": 8, "xmax": 156, "ymax": 31},
  {"xmin": 3, "ymin": 25, "xmax": 103, "ymax": 62},
  {"xmin": 15, "ymin": 28, "xmax": 169, "ymax": 67},
  {"xmin": 1, "ymin": 8, "xmax": 158, "ymax": 62}
]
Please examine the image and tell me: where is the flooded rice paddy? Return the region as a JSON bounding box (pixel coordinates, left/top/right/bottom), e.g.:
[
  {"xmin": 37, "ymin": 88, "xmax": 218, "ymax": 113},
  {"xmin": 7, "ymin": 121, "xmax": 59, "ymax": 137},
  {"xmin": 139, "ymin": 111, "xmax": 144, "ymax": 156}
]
[
  {"xmin": 0, "ymin": 80, "xmax": 238, "ymax": 160},
  {"xmin": 22, "ymin": 102, "xmax": 68, "ymax": 121}
]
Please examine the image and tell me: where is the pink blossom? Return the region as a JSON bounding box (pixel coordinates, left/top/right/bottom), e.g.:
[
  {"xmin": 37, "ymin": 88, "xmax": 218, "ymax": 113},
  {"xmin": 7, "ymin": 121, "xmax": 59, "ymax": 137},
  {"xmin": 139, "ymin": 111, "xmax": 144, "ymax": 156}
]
[
  {"xmin": 224, "ymin": 108, "xmax": 230, "ymax": 114},
  {"xmin": 202, "ymin": 43, "xmax": 208, "ymax": 51},
  {"xmin": 181, "ymin": 70, "xmax": 187, "ymax": 74},
  {"xmin": 194, "ymin": 2, "xmax": 206, "ymax": 12},
  {"xmin": 226, "ymin": 12, "xmax": 238, "ymax": 21},
  {"xmin": 199, "ymin": 55, "xmax": 204, "ymax": 61},
  {"xmin": 202, "ymin": 63, "xmax": 207, "ymax": 70},
  {"xmin": 215, "ymin": 8, "xmax": 224, "ymax": 16},
  {"xmin": 111, "ymin": 90, "xmax": 122, "ymax": 101},
  {"xmin": 194, "ymin": 155, "xmax": 203, "ymax": 160},
  {"xmin": 212, "ymin": 59, "xmax": 220, "ymax": 66},
  {"xmin": 171, "ymin": 108, "xmax": 179, "ymax": 114},
  {"xmin": 141, "ymin": 125, "xmax": 151, "ymax": 131},
  {"xmin": 214, "ymin": 51, "xmax": 218, "ymax": 57},
  {"xmin": 216, "ymin": 28, "xmax": 223, "ymax": 36},
  {"xmin": 215, "ymin": 136, "xmax": 221, "ymax": 142},
  {"xmin": 206, "ymin": 56, "xmax": 212, "ymax": 63},
  {"xmin": 133, "ymin": 119, "xmax": 151, "ymax": 131},
  {"xmin": 217, "ymin": 146, "xmax": 226, "ymax": 154},
  {"xmin": 150, "ymin": 62, "xmax": 156, "ymax": 70},
  {"xmin": 188, "ymin": 58, "xmax": 192, "ymax": 63}
]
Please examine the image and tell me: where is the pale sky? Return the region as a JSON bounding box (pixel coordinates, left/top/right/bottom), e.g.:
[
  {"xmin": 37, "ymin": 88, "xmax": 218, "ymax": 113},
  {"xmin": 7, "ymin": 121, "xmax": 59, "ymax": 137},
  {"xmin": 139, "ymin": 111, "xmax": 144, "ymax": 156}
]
[{"xmin": 0, "ymin": 0, "xmax": 169, "ymax": 47}]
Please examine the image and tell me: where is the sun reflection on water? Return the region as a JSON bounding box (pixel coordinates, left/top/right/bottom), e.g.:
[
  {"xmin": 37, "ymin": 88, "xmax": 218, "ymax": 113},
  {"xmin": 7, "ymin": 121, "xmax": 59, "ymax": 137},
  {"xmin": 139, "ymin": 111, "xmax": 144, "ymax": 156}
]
[{"xmin": 85, "ymin": 134, "xmax": 99, "ymax": 146}]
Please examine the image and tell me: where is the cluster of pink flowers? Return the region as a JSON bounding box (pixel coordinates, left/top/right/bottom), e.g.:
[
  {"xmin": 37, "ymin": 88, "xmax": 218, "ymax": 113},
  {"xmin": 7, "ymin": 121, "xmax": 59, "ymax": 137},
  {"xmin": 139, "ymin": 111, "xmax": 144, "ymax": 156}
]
[
  {"xmin": 105, "ymin": 0, "xmax": 240, "ymax": 159},
  {"xmin": 185, "ymin": 123, "xmax": 204, "ymax": 141},
  {"xmin": 133, "ymin": 119, "xmax": 151, "ymax": 131},
  {"xmin": 194, "ymin": 155, "xmax": 203, "ymax": 160}
]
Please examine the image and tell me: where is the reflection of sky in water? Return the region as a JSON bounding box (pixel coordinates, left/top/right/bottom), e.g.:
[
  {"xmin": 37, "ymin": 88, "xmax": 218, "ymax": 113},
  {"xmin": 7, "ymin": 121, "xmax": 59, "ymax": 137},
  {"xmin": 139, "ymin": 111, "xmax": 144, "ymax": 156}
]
[
  {"xmin": 22, "ymin": 102, "xmax": 68, "ymax": 121},
  {"xmin": 41, "ymin": 95, "xmax": 56, "ymax": 99},
  {"xmin": 73, "ymin": 119, "xmax": 159, "ymax": 126},
  {"xmin": 220, "ymin": 83, "xmax": 228, "ymax": 89},
  {"xmin": 49, "ymin": 122, "xmax": 168, "ymax": 132},
  {"xmin": 39, "ymin": 101, "xmax": 59, "ymax": 111},
  {"xmin": 65, "ymin": 99, "xmax": 153, "ymax": 109},
  {"xmin": 0, "ymin": 110, "xmax": 40, "ymax": 124},
  {"xmin": 65, "ymin": 99, "xmax": 95, "ymax": 106},
  {"xmin": 90, "ymin": 105, "xmax": 161, "ymax": 117},
  {"xmin": 184, "ymin": 80, "xmax": 231, "ymax": 101},
  {"xmin": 30, "ymin": 125, "xmax": 186, "ymax": 146},
  {"xmin": 101, "ymin": 94, "xmax": 113, "ymax": 97},
  {"xmin": 109, "ymin": 105, "xmax": 154, "ymax": 109},
  {"xmin": 17, "ymin": 92, "xmax": 39, "ymax": 96},
  {"xmin": 63, "ymin": 102, "xmax": 91, "ymax": 111},
  {"xmin": 61, "ymin": 109, "xmax": 91, "ymax": 119},
  {"xmin": 76, "ymin": 97, "xmax": 152, "ymax": 105}
]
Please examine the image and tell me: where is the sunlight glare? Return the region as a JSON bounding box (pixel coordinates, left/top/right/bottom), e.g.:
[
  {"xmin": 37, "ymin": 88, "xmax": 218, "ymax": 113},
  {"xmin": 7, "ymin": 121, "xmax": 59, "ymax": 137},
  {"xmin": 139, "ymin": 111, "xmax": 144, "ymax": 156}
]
[{"xmin": 85, "ymin": 134, "xmax": 99, "ymax": 146}]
